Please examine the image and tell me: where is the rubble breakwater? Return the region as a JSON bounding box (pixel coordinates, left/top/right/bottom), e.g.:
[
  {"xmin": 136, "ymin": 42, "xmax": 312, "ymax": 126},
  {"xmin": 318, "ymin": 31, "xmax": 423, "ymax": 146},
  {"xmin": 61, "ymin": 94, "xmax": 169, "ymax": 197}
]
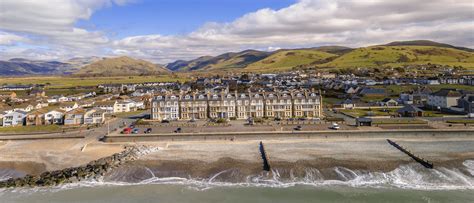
[{"xmin": 0, "ymin": 145, "xmax": 157, "ymax": 188}]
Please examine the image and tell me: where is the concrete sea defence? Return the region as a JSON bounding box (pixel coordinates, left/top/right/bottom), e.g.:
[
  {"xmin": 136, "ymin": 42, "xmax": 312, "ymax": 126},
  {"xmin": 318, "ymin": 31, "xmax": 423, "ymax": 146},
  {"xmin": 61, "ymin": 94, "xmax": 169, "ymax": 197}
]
[{"xmin": 0, "ymin": 145, "xmax": 157, "ymax": 188}]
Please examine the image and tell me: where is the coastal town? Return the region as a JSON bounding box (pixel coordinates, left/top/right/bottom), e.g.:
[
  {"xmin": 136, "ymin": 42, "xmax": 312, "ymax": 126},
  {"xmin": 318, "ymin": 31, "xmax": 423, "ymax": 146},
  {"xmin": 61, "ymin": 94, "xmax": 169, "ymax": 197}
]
[{"xmin": 0, "ymin": 71, "xmax": 473, "ymax": 135}]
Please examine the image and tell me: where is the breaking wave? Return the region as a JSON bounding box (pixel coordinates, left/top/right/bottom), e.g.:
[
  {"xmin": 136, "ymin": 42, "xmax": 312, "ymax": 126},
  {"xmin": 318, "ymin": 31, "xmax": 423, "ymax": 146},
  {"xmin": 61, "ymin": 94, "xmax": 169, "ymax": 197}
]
[{"xmin": 2, "ymin": 160, "xmax": 472, "ymax": 193}]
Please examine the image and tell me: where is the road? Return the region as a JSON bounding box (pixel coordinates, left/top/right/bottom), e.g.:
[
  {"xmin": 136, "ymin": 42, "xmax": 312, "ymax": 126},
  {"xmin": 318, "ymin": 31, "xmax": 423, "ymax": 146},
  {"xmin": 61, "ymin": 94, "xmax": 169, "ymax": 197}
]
[{"xmin": 324, "ymin": 108, "xmax": 356, "ymax": 126}]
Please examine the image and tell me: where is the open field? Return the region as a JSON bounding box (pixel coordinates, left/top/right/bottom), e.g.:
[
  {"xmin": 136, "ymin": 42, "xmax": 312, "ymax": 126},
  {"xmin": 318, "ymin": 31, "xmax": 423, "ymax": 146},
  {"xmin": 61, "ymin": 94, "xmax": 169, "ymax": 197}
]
[
  {"xmin": 375, "ymin": 84, "xmax": 474, "ymax": 95},
  {"xmin": 446, "ymin": 119, "xmax": 474, "ymax": 124},
  {"xmin": 0, "ymin": 125, "xmax": 71, "ymax": 134},
  {"xmin": 372, "ymin": 119, "xmax": 428, "ymax": 125},
  {"xmin": 340, "ymin": 108, "xmax": 399, "ymax": 117},
  {"xmin": 0, "ymin": 75, "xmax": 189, "ymax": 89}
]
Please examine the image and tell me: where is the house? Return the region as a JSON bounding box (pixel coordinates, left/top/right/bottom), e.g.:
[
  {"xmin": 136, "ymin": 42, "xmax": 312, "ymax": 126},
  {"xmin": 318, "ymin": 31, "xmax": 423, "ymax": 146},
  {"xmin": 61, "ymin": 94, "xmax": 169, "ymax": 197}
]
[
  {"xmin": 2, "ymin": 110, "xmax": 27, "ymax": 126},
  {"xmin": 93, "ymin": 101, "xmax": 116, "ymax": 113},
  {"xmin": 336, "ymin": 99, "xmax": 356, "ymax": 109},
  {"xmin": 427, "ymin": 89, "xmax": 462, "ymax": 109},
  {"xmin": 48, "ymin": 95, "xmax": 69, "ymax": 103},
  {"xmin": 345, "ymin": 86, "xmax": 360, "ymax": 94},
  {"xmin": 29, "ymin": 89, "xmax": 46, "ymax": 97},
  {"xmin": 1, "ymin": 85, "xmax": 33, "ymax": 91},
  {"xmin": 179, "ymin": 93, "xmax": 208, "ymax": 120},
  {"xmin": 113, "ymin": 100, "xmax": 137, "ymax": 113},
  {"xmin": 0, "ymin": 92, "xmax": 17, "ymax": 101},
  {"xmin": 151, "ymin": 94, "xmax": 180, "ymax": 121},
  {"xmin": 380, "ymin": 98, "xmax": 398, "ymax": 106},
  {"xmin": 397, "ymin": 105, "xmax": 424, "ymax": 117},
  {"xmin": 13, "ymin": 103, "xmax": 34, "ymax": 112},
  {"xmin": 236, "ymin": 92, "xmax": 264, "ymax": 120},
  {"xmin": 84, "ymin": 109, "xmax": 106, "ymax": 125},
  {"xmin": 458, "ymin": 94, "xmax": 474, "ymax": 117},
  {"xmin": 59, "ymin": 102, "xmax": 79, "ymax": 112},
  {"xmin": 33, "ymin": 102, "xmax": 49, "ymax": 109},
  {"xmin": 26, "ymin": 109, "xmax": 48, "ymax": 126},
  {"xmin": 208, "ymin": 93, "xmax": 236, "ymax": 119},
  {"xmin": 44, "ymin": 109, "xmax": 65, "ymax": 125},
  {"xmin": 64, "ymin": 108, "xmax": 87, "ymax": 125}
]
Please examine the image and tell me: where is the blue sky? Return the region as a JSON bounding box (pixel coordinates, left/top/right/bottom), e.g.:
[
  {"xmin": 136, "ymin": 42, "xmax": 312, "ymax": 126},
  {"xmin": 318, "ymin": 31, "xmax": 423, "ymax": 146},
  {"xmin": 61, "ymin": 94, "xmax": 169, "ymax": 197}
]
[
  {"xmin": 78, "ymin": 0, "xmax": 296, "ymax": 39},
  {"xmin": 0, "ymin": 0, "xmax": 472, "ymax": 62}
]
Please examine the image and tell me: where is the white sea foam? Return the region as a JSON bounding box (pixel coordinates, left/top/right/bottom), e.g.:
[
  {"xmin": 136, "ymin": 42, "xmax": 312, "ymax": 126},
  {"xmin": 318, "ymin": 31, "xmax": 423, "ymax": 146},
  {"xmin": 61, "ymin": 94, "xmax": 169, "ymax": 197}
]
[{"xmin": 2, "ymin": 161, "xmax": 473, "ymax": 193}]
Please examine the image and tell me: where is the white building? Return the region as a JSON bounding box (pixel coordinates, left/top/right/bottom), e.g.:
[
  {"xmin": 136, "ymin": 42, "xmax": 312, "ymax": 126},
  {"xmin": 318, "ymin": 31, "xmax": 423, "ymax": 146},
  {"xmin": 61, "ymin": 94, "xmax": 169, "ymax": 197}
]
[
  {"xmin": 113, "ymin": 100, "xmax": 137, "ymax": 113},
  {"xmin": 151, "ymin": 95, "xmax": 179, "ymax": 120},
  {"xmin": 427, "ymin": 89, "xmax": 462, "ymax": 109},
  {"xmin": 2, "ymin": 110, "xmax": 27, "ymax": 126},
  {"xmin": 44, "ymin": 110, "xmax": 65, "ymax": 125}
]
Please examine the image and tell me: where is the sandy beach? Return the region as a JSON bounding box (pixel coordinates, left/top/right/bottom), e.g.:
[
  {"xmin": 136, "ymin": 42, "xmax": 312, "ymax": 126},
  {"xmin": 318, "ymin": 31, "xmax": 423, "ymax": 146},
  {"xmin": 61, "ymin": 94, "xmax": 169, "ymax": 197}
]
[{"xmin": 1, "ymin": 133, "xmax": 473, "ymax": 179}]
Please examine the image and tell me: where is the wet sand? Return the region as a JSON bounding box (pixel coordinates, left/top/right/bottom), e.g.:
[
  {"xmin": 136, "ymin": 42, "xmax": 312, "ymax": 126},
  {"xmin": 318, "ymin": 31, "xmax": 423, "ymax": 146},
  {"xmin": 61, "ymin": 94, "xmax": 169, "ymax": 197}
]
[{"xmin": 0, "ymin": 135, "xmax": 473, "ymax": 178}]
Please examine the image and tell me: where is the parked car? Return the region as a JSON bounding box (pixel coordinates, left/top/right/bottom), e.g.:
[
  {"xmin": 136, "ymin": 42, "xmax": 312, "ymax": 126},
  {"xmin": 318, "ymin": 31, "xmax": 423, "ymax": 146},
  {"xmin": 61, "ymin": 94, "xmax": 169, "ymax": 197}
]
[
  {"xmin": 294, "ymin": 125, "xmax": 302, "ymax": 131},
  {"xmin": 329, "ymin": 123, "xmax": 340, "ymax": 130},
  {"xmin": 161, "ymin": 120, "xmax": 170, "ymax": 123},
  {"xmin": 144, "ymin": 128, "xmax": 152, "ymax": 134},
  {"xmin": 121, "ymin": 127, "xmax": 132, "ymax": 134},
  {"xmin": 174, "ymin": 127, "xmax": 182, "ymax": 133},
  {"xmin": 132, "ymin": 128, "xmax": 139, "ymax": 134},
  {"xmin": 274, "ymin": 117, "xmax": 281, "ymax": 121}
]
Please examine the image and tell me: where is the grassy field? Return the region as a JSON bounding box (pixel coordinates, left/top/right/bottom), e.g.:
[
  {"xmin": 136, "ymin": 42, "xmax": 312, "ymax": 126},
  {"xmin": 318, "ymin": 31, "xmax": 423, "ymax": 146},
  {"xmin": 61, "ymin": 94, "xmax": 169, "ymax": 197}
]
[
  {"xmin": 340, "ymin": 108, "xmax": 399, "ymax": 117},
  {"xmin": 446, "ymin": 119, "xmax": 474, "ymax": 124},
  {"xmin": 0, "ymin": 75, "xmax": 189, "ymax": 89},
  {"xmin": 0, "ymin": 125, "xmax": 68, "ymax": 133},
  {"xmin": 373, "ymin": 119, "xmax": 428, "ymax": 125},
  {"xmin": 375, "ymin": 84, "xmax": 474, "ymax": 95},
  {"xmin": 114, "ymin": 110, "xmax": 148, "ymax": 118},
  {"xmin": 245, "ymin": 50, "xmax": 336, "ymax": 72},
  {"xmin": 319, "ymin": 46, "xmax": 474, "ymax": 69}
]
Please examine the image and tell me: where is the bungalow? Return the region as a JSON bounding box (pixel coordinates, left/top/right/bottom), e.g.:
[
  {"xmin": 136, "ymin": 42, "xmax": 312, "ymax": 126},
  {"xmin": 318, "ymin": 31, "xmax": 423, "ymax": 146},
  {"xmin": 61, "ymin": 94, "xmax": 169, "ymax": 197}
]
[
  {"xmin": 336, "ymin": 99, "xmax": 356, "ymax": 109},
  {"xmin": 26, "ymin": 109, "xmax": 48, "ymax": 126},
  {"xmin": 2, "ymin": 110, "xmax": 27, "ymax": 126},
  {"xmin": 397, "ymin": 105, "xmax": 424, "ymax": 117},
  {"xmin": 84, "ymin": 109, "xmax": 106, "ymax": 125},
  {"xmin": 380, "ymin": 98, "xmax": 398, "ymax": 106},
  {"xmin": 59, "ymin": 102, "xmax": 79, "ymax": 112},
  {"xmin": 44, "ymin": 109, "xmax": 65, "ymax": 125}
]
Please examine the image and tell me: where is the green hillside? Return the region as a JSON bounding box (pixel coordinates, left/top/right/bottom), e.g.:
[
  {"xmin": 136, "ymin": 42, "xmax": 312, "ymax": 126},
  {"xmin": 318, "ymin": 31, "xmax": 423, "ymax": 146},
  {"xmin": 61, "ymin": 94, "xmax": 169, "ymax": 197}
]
[
  {"xmin": 75, "ymin": 56, "xmax": 170, "ymax": 76},
  {"xmin": 319, "ymin": 46, "xmax": 474, "ymax": 69},
  {"xmin": 245, "ymin": 49, "xmax": 337, "ymax": 72},
  {"xmin": 166, "ymin": 50, "xmax": 270, "ymax": 72}
]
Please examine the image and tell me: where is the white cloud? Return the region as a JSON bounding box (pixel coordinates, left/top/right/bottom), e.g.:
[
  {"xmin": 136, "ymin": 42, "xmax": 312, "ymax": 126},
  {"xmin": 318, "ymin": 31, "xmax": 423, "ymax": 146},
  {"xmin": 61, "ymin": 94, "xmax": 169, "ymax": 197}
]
[
  {"xmin": 0, "ymin": 32, "xmax": 27, "ymax": 45},
  {"xmin": 0, "ymin": 0, "xmax": 473, "ymax": 63},
  {"xmin": 112, "ymin": 0, "xmax": 474, "ymax": 63},
  {"xmin": 0, "ymin": 0, "xmax": 133, "ymax": 59}
]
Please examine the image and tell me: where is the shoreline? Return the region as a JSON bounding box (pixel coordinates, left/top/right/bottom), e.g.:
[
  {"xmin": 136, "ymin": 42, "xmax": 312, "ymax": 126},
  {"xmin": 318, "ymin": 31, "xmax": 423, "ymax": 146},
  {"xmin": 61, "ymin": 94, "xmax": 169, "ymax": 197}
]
[{"xmin": 0, "ymin": 133, "xmax": 473, "ymax": 187}]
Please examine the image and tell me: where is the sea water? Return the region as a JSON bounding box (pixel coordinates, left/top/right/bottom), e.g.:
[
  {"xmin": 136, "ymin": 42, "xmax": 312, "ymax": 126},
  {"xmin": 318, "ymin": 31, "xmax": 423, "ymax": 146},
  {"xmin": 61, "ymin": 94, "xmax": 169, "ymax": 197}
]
[{"xmin": 1, "ymin": 160, "xmax": 473, "ymax": 202}]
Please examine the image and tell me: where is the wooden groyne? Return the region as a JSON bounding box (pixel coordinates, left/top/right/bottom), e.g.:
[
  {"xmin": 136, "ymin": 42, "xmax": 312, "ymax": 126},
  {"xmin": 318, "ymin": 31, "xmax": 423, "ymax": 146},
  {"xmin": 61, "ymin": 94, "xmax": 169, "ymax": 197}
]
[
  {"xmin": 259, "ymin": 141, "xmax": 271, "ymax": 171},
  {"xmin": 386, "ymin": 139, "xmax": 434, "ymax": 169}
]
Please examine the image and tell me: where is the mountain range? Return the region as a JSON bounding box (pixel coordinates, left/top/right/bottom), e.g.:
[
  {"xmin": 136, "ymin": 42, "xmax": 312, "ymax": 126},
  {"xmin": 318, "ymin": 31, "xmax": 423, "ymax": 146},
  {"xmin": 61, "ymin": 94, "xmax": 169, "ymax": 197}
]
[{"xmin": 0, "ymin": 40, "xmax": 473, "ymax": 76}]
